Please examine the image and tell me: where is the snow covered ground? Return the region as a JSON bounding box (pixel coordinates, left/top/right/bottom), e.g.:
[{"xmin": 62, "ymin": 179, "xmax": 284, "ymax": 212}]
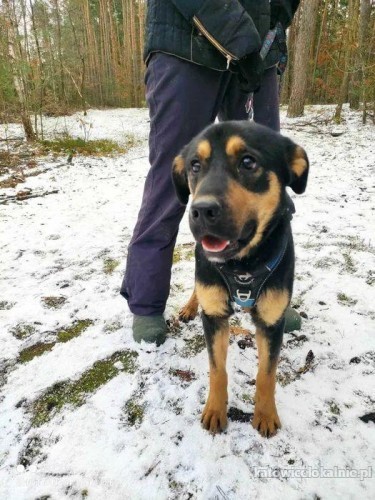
[{"xmin": 0, "ymin": 106, "xmax": 374, "ymax": 499}]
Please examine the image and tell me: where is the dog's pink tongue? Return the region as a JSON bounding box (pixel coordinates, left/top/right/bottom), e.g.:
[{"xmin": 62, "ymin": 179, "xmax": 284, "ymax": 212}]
[{"xmin": 201, "ymin": 236, "xmax": 230, "ymax": 253}]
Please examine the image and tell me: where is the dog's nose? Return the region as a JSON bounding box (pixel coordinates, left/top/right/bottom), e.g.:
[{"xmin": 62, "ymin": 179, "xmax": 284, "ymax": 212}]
[{"xmin": 190, "ymin": 199, "xmax": 221, "ymax": 223}]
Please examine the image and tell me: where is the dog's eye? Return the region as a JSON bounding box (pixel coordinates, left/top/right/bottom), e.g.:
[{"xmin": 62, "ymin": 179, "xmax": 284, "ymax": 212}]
[
  {"xmin": 240, "ymin": 155, "xmax": 257, "ymax": 171},
  {"xmin": 191, "ymin": 160, "xmax": 201, "ymax": 173}
]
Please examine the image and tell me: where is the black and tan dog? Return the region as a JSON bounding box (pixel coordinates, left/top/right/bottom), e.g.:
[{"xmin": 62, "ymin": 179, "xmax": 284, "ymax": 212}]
[{"xmin": 172, "ymin": 121, "xmax": 309, "ymax": 437}]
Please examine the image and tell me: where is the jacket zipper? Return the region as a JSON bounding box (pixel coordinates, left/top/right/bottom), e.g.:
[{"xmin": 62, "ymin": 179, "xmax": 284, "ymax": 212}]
[{"xmin": 193, "ymin": 16, "xmax": 238, "ymax": 69}]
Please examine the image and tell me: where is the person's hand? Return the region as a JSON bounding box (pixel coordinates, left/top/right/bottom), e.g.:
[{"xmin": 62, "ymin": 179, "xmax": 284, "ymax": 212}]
[
  {"xmin": 270, "ymin": 0, "xmax": 295, "ymax": 29},
  {"xmin": 235, "ymin": 52, "xmax": 265, "ymax": 93}
]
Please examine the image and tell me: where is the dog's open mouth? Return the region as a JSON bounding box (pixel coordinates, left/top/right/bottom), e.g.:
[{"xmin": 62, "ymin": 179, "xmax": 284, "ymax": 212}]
[
  {"xmin": 199, "ymin": 236, "xmax": 243, "ymax": 259},
  {"xmin": 200, "ymin": 222, "xmax": 257, "ymax": 260},
  {"xmin": 201, "ymin": 235, "xmax": 230, "ymax": 253}
]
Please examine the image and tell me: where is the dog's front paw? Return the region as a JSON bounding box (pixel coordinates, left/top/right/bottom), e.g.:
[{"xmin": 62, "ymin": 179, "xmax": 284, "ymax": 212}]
[
  {"xmin": 201, "ymin": 400, "xmax": 228, "ymax": 434},
  {"xmin": 252, "ymin": 406, "xmax": 281, "ymax": 438},
  {"xmin": 178, "ymin": 303, "xmax": 198, "ymax": 323}
]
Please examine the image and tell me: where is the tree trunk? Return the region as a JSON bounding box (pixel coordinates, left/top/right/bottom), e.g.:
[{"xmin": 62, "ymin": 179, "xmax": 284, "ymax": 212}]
[
  {"xmin": 3, "ymin": 0, "xmax": 35, "ymax": 140},
  {"xmin": 334, "ymin": 0, "xmax": 359, "ymax": 123},
  {"xmin": 52, "ymin": 0, "xmax": 66, "ymax": 105},
  {"xmin": 358, "ymin": 0, "xmax": 372, "ymax": 122},
  {"xmin": 280, "ymin": 9, "xmax": 299, "ymax": 105},
  {"xmin": 29, "ymin": 0, "xmax": 45, "ymax": 137},
  {"xmin": 287, "ymin": 0, "xmax": 320, "ymax": 117}
]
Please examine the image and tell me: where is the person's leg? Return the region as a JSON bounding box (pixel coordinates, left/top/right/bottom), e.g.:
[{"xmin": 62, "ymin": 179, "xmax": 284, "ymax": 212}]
[
  {"xmin": 253, "ymin": 66, "xmax": 280, "ymax": 132},
  {"xmin": 122, "ymin": 53, "xmax": 231, "ymax": 342}
]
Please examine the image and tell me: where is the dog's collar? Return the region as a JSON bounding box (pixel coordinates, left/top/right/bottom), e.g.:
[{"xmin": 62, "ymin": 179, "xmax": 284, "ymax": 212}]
[{"xmin": 213, "ymin": 233, "xmax": 289, "ymax": 308}]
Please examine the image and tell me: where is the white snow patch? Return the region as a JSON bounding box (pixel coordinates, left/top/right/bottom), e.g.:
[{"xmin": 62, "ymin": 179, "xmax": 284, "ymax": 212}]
[{"xmin": 0, "ymin": 106, "xmax": 375, "ymax": 499}]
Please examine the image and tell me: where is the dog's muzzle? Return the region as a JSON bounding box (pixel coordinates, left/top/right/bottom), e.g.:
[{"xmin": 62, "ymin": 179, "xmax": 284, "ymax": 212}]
[{"xmin": 190, "ymin": 199, "xmax": 222, "ymax": 225}]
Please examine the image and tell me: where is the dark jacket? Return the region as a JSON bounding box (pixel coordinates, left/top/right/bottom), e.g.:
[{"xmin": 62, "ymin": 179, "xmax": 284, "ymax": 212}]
[{"xmin": 144, "ymin": 0, "xmax": 300, "ymax": 71}]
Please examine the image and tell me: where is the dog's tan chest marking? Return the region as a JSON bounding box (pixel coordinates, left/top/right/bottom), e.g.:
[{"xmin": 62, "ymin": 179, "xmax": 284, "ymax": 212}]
[
  {"xmin": 195, "ymin": 283, "xmax": 229, "ymax": 317},
  {"xmin": 256, "ymin": 288, "xmax": 290, "ymax": 326}
]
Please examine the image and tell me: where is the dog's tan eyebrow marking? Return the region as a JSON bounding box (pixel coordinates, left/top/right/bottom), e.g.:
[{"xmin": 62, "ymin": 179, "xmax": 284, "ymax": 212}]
[
  {"xmin": 225, "ymin": 135, "xmax": 246, "ymax": 156},
  {"xmin": 197, "ymin": 140, "xmax": 211, "ymax": 160},
  {"xmin": 173, "ymin": 155, "xmax": 185, "ymax": 174},
  {"xmin": 291, "ymin": 146, "xmax": 308, "ymax": 177}
]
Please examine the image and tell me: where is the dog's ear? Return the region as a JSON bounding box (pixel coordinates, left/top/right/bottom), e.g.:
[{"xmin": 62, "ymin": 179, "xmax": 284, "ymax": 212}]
[
  {"xmin": 172, "ymin": 151, "xmax": 190, "ymax": 205},
  {"xmin": 284, "ymin": 139, "xmax": 309, "ymax": 194}
]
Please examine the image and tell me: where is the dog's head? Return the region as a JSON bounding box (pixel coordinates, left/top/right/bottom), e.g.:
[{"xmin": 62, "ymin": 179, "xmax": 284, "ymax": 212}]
[{"xmin": 172, "ymin": 121, "xmax": 309, "ymax": 262}]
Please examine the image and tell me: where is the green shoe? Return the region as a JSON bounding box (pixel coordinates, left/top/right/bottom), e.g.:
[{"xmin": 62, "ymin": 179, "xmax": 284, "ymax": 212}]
[
  {"xmin": 284, "ymin": 307, "xmax": 302, "ymax": 333},
  {"xmin": 132, "ymin": 315, "xmax": 167, "ymax": 346}
]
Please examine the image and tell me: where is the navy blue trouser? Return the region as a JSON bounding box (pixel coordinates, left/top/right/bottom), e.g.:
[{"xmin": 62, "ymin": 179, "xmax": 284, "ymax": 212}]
[{"xmin": 121, "ymin": 53, "xmax": 280, "ymax": 316}]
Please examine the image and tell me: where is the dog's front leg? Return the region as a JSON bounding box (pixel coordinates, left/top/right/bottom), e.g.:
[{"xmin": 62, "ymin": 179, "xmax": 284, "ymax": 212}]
[
  {"xmin": 251, "ymin": 288, "xmax": 289, "ymax": 437},
  {"xmin": 252, "ymin": 324, "xmax": 283, "ymax": 437},
  {"xmin": 179, "ymin": 287, "xmax": 199, "ymax": 322},
  {"xmin": 201, "ymin": 313, "xmax": 230, "ymax": 434},
  {"xmin": 195, "ymin": 282, "xmax": 231, "ymax": 434}
]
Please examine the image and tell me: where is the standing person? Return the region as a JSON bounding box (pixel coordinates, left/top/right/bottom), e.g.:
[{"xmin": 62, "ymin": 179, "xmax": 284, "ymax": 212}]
[{"xmin": 121, "ymin": 0, "xmax": 301, "ymax": 345}]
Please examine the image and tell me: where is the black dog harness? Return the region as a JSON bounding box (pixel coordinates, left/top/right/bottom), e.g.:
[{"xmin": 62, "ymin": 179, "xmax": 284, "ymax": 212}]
[{"xmin": 214, "ymin": 234, "xmax": 289, "ymax": 309}]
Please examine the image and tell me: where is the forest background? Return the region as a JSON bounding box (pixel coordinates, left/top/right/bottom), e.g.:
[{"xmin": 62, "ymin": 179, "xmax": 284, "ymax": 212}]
[{"xmin": 0, "ymin": 0, "xmax": 374, "ymax": 141}]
